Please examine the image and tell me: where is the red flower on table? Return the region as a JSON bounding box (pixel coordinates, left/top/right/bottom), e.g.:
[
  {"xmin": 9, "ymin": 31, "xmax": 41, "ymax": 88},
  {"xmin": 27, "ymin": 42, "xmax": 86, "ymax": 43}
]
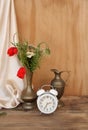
[
  {"xmin": 7, "ymin": 47, "xmax": 18, "ymax": 56},
  {"xmin": 17, "ymin": 67, "xmax": 26, "ymax": 79}
]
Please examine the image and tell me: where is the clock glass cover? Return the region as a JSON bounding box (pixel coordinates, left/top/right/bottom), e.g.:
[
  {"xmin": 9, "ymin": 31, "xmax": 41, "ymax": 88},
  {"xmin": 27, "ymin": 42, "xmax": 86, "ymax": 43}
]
[{"xmin": 37, "ymin": 93, "xmax": 58, "ymax": 114}]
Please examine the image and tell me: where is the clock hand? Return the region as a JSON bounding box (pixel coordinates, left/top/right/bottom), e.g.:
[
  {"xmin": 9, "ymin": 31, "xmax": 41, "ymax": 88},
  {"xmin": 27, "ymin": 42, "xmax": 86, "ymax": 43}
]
[{"xmin": 44, "ymin": 102, "xmax": 52, "ymax": 109}]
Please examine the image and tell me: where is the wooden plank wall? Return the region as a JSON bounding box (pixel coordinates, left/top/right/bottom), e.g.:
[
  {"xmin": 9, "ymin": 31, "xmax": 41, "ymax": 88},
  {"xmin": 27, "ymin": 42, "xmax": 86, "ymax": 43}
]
[{"xmin": 14, "ymin": 0, "xmax": 88, "ymax": 96}]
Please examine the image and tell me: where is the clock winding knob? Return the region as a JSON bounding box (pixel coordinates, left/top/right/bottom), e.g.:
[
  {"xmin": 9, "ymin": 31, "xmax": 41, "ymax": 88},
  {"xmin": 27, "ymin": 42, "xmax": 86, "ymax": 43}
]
[
  {"xmin": 50, "ymin": 89, "xmax": 58, "ymax": 96},
  {"xmin": 37, "ymin": 89, "xmax": 45, "ymax": 96}
]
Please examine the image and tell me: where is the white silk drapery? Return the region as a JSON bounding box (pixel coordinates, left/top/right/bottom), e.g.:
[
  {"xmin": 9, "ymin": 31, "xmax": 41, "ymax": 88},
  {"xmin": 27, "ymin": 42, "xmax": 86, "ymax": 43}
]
[{"xmin": 0, "ymin": 0, "xmax": 24, "ymax": 108}]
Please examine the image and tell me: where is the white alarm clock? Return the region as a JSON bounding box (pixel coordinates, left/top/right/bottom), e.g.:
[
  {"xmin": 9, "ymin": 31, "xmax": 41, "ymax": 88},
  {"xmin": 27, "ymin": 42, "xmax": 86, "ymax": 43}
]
[{"xmin": 37, "ymin": 85, "xmax": 58, "ymax": 114}]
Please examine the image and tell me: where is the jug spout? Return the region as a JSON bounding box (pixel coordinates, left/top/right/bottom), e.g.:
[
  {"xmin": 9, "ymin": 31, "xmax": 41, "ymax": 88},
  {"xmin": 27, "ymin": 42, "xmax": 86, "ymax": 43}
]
[
  {"xmin": 51, "ymin": 69, "xmax": 65, "ymax": 79},
  {"xmin": 51, "ymin": 69, "xmax": 59, "ymax": 74}
]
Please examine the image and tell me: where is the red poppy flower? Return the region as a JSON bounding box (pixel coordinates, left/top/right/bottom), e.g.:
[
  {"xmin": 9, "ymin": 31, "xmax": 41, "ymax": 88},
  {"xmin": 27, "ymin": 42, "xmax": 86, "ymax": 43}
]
[
  {"xmin": 17, "ymin": 67, "xmax": 26, "ymax": 79},
  {"xmin": 7, "ymin": 47, "xmax": 18, "ymax": 56}
]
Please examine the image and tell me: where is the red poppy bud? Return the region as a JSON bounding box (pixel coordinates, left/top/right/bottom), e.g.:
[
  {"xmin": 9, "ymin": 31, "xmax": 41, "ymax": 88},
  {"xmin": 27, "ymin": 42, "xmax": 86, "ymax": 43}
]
[
  {"xmin": 7, "ymin": 47, "xmax": 18, "ymax": 56},
  {"xmin": 17, "ymin": 67, "xmax": 26, "ymax": 79}
]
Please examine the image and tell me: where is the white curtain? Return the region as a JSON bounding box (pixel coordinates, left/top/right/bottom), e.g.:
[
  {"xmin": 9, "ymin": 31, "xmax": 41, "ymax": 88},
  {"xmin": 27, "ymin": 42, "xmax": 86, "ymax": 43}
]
[{"xmin": 0, "ymin": 0, "xmax": 24, "ymax": 108}]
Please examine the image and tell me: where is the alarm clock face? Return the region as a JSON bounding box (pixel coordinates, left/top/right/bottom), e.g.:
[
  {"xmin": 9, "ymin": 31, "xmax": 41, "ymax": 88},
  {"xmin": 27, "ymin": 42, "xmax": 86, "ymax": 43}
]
[{"xmin": 37, "ymin": 93, "xmax": 58, "ymax": 114}]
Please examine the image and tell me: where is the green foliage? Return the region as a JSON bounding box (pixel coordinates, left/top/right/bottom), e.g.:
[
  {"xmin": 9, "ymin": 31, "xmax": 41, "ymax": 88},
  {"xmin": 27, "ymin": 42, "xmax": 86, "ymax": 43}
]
[{"xmin": 12, "ymin": 41, "xmax": 50, "ymax": 72}]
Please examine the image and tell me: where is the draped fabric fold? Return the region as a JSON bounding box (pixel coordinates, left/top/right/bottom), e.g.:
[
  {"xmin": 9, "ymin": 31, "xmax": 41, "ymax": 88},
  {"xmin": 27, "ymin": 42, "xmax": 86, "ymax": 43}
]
[{"xmin": 0, "ymin": 0, "xmax": 24, "ymax": 108}]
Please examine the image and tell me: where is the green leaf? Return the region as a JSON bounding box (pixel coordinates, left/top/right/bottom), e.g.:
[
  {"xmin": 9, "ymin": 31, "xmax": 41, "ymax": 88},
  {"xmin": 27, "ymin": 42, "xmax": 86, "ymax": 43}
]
[{"xmin": 45, "ymin": 48, "xmax": 50, "ymax": 55}]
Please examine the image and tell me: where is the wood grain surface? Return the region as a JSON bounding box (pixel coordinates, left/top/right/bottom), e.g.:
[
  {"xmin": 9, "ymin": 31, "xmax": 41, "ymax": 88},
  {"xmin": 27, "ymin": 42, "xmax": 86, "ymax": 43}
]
[
  {"xmin": 14, "ymin": 0, "xmax": 88, "ymax": 96},
  {"xmin": 0, "ymin": 96, "xmax": 88, "ymax": 130}
]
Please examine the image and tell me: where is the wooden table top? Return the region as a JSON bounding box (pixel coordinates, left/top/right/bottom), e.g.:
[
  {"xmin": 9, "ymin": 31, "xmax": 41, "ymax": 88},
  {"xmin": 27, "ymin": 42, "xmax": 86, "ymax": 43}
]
[{"xmin": 0, "ymin": 96, "xmax": 88, "ymax": 130}]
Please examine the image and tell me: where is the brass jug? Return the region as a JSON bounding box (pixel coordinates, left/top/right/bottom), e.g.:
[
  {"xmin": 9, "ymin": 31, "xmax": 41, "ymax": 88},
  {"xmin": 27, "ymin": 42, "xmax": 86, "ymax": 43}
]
[{"xmin": 51, "ymin": 69, "xmax": 70, "ymax": 99}]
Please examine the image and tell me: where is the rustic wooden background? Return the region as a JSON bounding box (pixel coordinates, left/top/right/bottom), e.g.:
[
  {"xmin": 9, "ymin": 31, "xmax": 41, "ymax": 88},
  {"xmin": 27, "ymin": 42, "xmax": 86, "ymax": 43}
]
[{"xmin": 14, "ymin": 0, "xmax": 88, "ymax": 96}]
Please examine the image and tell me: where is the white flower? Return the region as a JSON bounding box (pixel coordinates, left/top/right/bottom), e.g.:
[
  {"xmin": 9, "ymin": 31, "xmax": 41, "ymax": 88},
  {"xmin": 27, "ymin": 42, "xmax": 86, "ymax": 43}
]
[{"xmin": 26, "ymin": 51, "xmax": 35, "ymax": 58}]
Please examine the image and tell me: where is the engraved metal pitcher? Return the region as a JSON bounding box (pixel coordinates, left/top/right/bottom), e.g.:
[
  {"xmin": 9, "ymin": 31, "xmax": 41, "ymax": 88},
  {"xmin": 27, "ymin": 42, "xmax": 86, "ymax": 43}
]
[{"xmin": 51, "ymin": 69, "xmax": 70, "ymax": 99}]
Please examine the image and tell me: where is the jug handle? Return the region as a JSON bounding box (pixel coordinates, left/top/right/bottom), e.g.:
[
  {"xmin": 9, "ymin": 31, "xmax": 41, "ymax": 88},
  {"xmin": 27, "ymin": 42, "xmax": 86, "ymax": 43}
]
[
  {"xmin": 60, "ymin": 71, "xmax": 71, "ymax": 83},
  {"xmin": 51, "ymin": 69, "xmax": 70, "ymax": 83}
]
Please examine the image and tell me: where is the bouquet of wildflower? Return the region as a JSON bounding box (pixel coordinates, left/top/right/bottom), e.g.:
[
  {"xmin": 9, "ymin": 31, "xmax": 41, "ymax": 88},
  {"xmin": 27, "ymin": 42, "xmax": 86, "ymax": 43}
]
[{"xmin": 7, "ymin": 41, "xmax": 50, "ymax": 79}]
